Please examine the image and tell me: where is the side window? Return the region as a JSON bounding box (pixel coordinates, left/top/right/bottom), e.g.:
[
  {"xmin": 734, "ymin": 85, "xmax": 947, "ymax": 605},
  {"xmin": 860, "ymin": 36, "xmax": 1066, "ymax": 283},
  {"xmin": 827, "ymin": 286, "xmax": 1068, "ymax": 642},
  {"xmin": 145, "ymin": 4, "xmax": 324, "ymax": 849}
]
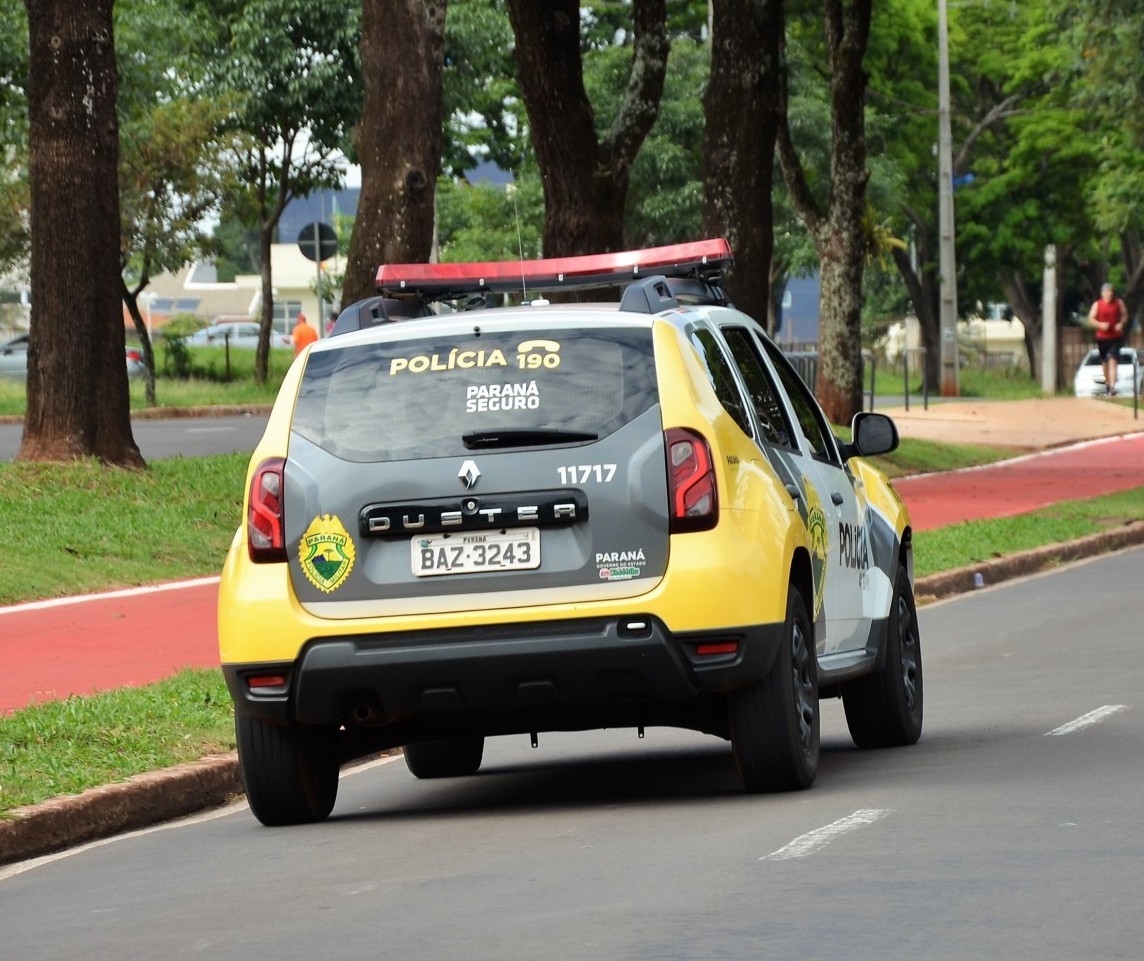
[
  {"xmin": 689, "ymin": 328, "xmax": 754, "ymax": 437},
  {"xmin": 761, "ymin": 340, "xmax": 840, "ymax": 465},
  {"xmin": 721, "ymin": 326, "xmax": 795, "ymax": 450}
]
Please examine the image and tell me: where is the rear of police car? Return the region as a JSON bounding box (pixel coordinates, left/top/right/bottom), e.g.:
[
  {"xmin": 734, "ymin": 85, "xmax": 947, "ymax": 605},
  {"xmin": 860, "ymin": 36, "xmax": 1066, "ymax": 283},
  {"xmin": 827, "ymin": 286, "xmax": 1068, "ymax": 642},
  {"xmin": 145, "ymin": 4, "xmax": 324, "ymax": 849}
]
[{"xmin": 217, "ymin": 241, "xmax": 797, "ymax": 823}]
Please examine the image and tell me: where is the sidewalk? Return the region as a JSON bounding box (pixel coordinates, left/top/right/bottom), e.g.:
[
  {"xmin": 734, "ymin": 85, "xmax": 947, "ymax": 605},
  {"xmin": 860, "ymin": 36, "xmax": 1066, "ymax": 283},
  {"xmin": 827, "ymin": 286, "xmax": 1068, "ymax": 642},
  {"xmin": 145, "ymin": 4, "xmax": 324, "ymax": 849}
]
[{"xmin": 875, "ymin": 395, "xmax": 1143, "ymax": 449}]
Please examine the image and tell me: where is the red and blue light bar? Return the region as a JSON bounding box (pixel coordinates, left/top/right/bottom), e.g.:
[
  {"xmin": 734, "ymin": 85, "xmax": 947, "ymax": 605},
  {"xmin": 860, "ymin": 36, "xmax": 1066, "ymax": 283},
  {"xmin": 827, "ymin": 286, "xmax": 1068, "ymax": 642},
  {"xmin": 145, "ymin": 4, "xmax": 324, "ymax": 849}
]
[{"xmin": 376, "ymin": 238, "xmax": 733, "ymax": 298}]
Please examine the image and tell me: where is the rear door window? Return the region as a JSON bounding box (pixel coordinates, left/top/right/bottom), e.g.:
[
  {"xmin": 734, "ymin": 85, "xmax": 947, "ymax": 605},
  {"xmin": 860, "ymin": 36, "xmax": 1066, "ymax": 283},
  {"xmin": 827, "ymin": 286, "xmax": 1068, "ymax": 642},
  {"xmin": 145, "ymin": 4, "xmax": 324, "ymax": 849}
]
[
  {"xmin": 688, "ymin": 327, "xmax": 754, "ymax": 437},
  {"xmin": 720, "ymin": 326, "xmax": 796, "ymax": 450},
  {"xmin": 760, "ymin": 340, "xmax": 841, "ymax": 465},
  {"xmin": 291, "ymin": 327, "xmax": 658, "ymax": 462}
]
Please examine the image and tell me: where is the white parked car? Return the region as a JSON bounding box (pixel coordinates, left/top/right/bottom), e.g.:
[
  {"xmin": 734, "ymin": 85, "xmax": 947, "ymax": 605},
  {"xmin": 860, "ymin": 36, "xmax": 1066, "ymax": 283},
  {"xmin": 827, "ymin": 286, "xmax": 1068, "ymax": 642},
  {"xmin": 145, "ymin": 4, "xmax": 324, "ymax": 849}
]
[
  {"xmin": 1072, "ymin": 347, "xmax": 1142, "ymax": 397},
  {"xmin": 0, "ymin": 334, "xmax": 146, "ymax": 380},
  {"xmin": 184, "ymin": 322, "xmax": 293, "ymax": 350}
]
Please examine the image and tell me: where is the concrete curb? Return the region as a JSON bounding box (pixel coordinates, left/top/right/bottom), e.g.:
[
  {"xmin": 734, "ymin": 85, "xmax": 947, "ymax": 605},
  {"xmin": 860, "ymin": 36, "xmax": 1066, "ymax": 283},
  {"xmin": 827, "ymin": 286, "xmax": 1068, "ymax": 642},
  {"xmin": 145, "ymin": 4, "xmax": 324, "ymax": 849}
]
[
  {"xmin": 0, "ymin": 405, "xmax": 273, "ymax": 427},
  {"xmin": 913, "ymin": 521, "xmax": 1144, "ymax": 601},
  {"xmin": 2, "ymin": 524, "xmax": 1143, "ymax": 867},
  {"xmin": 0, "ymin": 755, "xmax": 242, "ymax": 866}
]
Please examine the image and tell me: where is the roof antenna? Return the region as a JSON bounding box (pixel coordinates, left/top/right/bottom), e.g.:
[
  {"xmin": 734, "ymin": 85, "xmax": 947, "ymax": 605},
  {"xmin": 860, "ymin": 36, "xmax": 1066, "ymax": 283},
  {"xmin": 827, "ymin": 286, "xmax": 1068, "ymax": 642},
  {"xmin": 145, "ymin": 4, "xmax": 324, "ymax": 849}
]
[{"xmin": 507, "ymin": 181, "xmax": 527, "ymax": 302}]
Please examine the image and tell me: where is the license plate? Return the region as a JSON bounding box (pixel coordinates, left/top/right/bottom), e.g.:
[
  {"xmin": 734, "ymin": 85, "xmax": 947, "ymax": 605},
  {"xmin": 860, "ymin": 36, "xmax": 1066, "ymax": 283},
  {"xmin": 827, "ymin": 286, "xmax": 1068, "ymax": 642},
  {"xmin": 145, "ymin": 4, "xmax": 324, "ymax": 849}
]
[{"xmin": 411, "ymin": 527, "xmax": 540, "ymax": 577}]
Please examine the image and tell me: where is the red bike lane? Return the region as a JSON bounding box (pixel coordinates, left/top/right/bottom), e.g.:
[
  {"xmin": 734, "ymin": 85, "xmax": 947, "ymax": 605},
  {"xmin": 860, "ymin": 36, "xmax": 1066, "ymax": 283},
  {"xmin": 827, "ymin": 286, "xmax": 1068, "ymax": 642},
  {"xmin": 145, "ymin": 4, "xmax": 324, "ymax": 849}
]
[
  {"xmin": 0, "ymin": 579, "xmax": 220, "ymax": 714},
  {"xmin": 2, "ymin": 434, "xmax": 1141, "ymax": 714},
  {"xmin": 895, "ymin": 432, "xmax": 1144, "ymax": 531}
]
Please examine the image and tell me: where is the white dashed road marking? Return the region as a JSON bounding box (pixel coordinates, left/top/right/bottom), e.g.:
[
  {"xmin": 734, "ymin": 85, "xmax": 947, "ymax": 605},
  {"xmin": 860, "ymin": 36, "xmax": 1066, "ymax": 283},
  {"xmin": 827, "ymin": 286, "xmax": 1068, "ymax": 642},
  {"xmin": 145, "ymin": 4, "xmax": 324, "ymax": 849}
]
[
  {"xmin": 1045, "ymin": 705, "xmax": 1127, "ymax": 736},
  {"xmin": 761, "ymin": 809, "xmax": 891, "ymax": 861}
]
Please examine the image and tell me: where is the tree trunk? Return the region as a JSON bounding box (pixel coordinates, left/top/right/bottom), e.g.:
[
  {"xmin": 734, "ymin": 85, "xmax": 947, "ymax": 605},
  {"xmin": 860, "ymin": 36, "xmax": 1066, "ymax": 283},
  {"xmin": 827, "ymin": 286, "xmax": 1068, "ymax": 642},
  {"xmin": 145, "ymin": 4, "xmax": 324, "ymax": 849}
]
[
  {"xmin": 817, "ymin": 242, "xmax": 865, "ymax": 420},
  {"xmin": 506, "ymin": 0, "xmax": 603, "ymax": 257},
  {"xmin": 256, "ymin": 222, "xmax": 274, "ymax": 383},
  {"xmin": 19, "ymin": 0, "xmax": 143, "ymax": 467},
  {"xmin": 890, "ymin": 221, "xmax": 941, "ymax": 390},
  {"xmin": 778, "ymin": 0, "xmax": 872, "ymax": 425},
  {"xmin": 506, "ymin": 0, "xmax": 667, "ymax": 258},
  {"xmin": 1118, "ymin": 229, "xmax": 1143, "ymax": 323},
  {"xmin": 342, "ymin": 0, "xmax": 446, "ymax": 307},
  {"xmin": 121, "ymin": 278, "xmax": 157, "ymax": 408},
  {"xmin": 702, "ymin": 0, "xmax": 784, "ymax": 325},
  {"xmin": 1000, "ymin": 273, "xmax": 1040, "ymax": 379}
]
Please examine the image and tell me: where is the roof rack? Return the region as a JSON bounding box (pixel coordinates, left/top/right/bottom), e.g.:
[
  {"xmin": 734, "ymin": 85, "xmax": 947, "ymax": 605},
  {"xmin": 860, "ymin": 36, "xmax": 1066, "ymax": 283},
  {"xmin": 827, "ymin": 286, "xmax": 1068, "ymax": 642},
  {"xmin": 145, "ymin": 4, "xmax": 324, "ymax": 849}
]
[{"xmin": 375, "ymin": 238, "xmax": 733, "ymax": 302}]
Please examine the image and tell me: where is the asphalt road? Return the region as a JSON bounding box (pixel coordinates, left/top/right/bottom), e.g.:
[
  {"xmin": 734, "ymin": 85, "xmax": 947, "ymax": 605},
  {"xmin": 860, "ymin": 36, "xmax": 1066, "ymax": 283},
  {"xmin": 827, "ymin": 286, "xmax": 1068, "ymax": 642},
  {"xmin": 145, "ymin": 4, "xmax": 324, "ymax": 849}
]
[
  {"xmin": 2, "ymin": 547, "xmax": 1140, "ymax": 960},
  {"xmin": 0, "ymin": 414, "xmax": 269, "ymax": 461}
]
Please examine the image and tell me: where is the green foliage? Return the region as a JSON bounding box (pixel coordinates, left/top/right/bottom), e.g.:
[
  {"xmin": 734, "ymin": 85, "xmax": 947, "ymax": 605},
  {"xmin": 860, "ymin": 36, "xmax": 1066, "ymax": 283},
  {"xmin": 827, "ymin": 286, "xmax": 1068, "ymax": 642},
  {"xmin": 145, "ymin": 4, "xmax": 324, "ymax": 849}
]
[
  {"xmin": 617, "ymin": 38, "xmax": 708, "ymax": 247},
  {"xmin": 442, "ymin": 0, "xmax": 712, "ymax": 251},
  {"xmin": 436, "ymin": 177, "xmax": 544, "ymax": 262},
  {"xmin": 0, "ymin": 3, "xmax": 28, "ymax": 273},
  {"xmin": 443, "ymin": 0, "xmax": 524, "ymax": 177},
  {"xmin": 198, "ymin": 0, "xmax": 362, "ymax": 243},
  {"xmin": 157, "ymin": 313, "xmax": 204, "ymax": 377},
  {"xmin": 1052, "ymin": 0, "xmax": 1144, "ymax": 238},
  {"xmin": 220, "ymin": 0, "xmax": 362, "ymax": 156},
  {"xmin": 210, "ymin": 216, "xmax": 261, "ymax": 281},
  {"xmin": 862, "ymin": 259, "xmax": 911, "ymax": 336},
  {"xmin": 0, "ymin": 4, "xmax": 28, "ymax": 149}
]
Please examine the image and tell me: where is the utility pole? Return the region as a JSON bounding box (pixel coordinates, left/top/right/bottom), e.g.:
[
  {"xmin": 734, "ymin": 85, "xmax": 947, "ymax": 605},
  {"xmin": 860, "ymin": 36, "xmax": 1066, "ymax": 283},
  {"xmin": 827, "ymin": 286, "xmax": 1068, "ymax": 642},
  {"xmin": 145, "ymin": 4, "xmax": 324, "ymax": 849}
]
[
  {"xmin": 937, "ymin": 0, "xmax": 960, "ymax": 396},
  {"xmin": 1041, "ymin": 244, "xmax": 1058, "ymax": 393}
]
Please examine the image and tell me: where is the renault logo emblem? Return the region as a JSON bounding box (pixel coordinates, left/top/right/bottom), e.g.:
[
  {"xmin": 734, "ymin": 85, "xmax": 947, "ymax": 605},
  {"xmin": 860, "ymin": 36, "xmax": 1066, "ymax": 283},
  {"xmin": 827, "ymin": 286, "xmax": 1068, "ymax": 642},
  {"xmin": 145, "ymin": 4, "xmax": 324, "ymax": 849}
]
[{"xmin": 458, "ymin": 459, "xmax": 481, "ymax": 489}]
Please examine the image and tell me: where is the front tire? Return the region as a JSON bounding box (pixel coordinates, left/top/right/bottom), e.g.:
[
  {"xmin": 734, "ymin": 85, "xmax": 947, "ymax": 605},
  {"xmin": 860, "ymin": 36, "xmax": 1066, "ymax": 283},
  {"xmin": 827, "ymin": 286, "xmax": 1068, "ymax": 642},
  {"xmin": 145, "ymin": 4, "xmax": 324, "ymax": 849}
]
[
  {"xmin": 403, "ymin": 737, "xmax": 485, "ymax": 779},
  {"xmin": 843, "ymin": 563, "xmax": 924, "ymax": 748},
  {"xmin": 729, "ymin": 586, "xmax": 819, "ymax": 792},
  {"xmin": 235, "ymin": 714, "xmax": 340, "ymax": 826}
]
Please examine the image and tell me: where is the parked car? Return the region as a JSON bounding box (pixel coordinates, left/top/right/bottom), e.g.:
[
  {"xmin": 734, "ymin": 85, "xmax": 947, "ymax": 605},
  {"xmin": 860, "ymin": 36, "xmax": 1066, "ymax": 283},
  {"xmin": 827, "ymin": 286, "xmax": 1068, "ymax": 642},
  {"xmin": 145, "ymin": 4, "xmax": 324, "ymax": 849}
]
[
  {"xmin": 219, "ymin": 239, "xmax": 923, "ymax": 826},
  {"xmin": 0, "ymin": 334, "xmax": 146, "ymax": 381},
  {"xmin": 1072, "ymin": 347, "xmax": 1142, "ymax": 397},
  {"xmin": 184, "ymin": 322, "xmax": 293, "ymax": 350}
]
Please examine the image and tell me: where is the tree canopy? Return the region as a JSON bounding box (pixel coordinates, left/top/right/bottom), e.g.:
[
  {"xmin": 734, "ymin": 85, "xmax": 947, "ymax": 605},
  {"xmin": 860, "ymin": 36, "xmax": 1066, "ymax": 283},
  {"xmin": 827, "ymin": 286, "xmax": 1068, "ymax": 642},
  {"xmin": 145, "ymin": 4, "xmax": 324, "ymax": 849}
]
[{"xmin": 7, "ymin": 0, "xmax": 1144, "ymax": 463}]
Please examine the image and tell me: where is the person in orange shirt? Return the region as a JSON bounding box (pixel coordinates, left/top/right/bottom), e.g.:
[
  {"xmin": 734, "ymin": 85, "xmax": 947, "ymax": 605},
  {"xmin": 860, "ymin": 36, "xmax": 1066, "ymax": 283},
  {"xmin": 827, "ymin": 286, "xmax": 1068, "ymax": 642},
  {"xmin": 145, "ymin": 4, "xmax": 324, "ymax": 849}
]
[{"xmin": 292, "ymin": 312, "xmax": 319, "ymax": 355}]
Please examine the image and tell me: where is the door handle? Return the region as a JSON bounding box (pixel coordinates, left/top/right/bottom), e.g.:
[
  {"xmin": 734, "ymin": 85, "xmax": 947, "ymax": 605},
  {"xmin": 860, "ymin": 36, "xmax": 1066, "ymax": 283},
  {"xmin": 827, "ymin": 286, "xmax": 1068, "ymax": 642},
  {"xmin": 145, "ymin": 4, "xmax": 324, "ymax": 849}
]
[{"xmin": 831, "ymin": 492, "xmax": 844, "ymax": 506}]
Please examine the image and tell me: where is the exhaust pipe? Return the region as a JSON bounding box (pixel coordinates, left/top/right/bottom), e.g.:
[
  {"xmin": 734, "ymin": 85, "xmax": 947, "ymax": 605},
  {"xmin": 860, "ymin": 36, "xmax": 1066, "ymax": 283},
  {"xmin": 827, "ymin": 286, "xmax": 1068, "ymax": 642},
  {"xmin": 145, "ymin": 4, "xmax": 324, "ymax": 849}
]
[{"xmin": 351, "ymin": 702, "xmax": 382, "ymax": 725}]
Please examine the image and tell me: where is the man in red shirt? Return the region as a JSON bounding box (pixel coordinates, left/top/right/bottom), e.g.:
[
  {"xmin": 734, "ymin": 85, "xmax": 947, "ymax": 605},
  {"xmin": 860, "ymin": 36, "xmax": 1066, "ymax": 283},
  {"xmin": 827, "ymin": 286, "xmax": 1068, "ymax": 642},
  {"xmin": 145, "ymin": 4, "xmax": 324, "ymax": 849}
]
[
  {"xmin": 292, "ymin": 312, "xmax": 319, "ymax": 356},
  {"xmin": 1087, "ymin": 283, "xmax": 1128, "ymax": 395}
]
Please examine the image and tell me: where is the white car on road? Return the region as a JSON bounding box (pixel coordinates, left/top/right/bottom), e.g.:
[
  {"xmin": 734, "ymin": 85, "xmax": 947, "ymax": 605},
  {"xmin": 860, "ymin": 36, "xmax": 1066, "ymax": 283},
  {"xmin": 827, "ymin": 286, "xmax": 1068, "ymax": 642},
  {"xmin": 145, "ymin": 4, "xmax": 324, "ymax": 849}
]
[{"xmin": 1072, "ymin": 347, "xmax": 1142, "ymax": 397}]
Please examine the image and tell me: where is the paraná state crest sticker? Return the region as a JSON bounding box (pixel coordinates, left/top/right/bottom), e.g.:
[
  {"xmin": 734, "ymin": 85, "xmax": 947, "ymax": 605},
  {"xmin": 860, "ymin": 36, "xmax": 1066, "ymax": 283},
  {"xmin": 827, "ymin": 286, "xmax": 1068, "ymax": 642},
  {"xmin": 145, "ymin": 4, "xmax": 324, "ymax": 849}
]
[
  {"xmin": 802, "ymin": 477, "xmax": 829, "ymax": 620},
  {"xmin": 299, "ymin": 514, "xmax": 356, "ymax": 593}
]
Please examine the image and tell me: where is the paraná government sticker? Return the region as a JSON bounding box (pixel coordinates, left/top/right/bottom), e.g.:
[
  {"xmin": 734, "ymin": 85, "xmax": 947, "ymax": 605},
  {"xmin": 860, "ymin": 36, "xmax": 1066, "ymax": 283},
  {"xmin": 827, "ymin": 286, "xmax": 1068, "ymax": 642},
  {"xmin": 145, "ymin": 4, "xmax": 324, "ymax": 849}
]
[{"xmin": 299, "ymin": 514, "xmax": 356, "ymax": 593}]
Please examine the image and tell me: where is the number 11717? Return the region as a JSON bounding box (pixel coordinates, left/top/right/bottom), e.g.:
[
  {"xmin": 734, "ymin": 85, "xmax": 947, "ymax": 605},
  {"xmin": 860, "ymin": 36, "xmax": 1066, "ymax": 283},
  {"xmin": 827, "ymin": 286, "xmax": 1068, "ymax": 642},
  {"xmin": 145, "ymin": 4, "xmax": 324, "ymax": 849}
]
[{"xmin": 557, "ymin": 464, "xmax": 616, "ymax": 484}]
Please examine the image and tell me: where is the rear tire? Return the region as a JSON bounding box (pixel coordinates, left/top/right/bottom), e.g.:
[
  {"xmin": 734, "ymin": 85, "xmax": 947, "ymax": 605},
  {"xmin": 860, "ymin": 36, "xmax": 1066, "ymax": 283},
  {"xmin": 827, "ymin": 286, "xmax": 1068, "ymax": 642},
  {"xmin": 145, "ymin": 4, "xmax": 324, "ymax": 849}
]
[
  {"xmin": 729, "ymin": 586, "xmax": 819, "ymax": 792},
  {"xmin": 235, "ymin": 714, "xmax": 339, "ymax": 826},
  {"xmin": 403, "ymin": 737, "xmax": 485, "ymax": 779},
  {"xmin": 843, "ymin": 564, "xmax": 924, "ymax": 748}
]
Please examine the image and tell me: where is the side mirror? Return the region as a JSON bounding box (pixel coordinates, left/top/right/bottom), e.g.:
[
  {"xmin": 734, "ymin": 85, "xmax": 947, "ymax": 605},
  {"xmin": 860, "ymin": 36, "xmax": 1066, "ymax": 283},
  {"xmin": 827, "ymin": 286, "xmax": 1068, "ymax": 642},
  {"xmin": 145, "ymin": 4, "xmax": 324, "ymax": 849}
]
[{"xmin": 844, "ymin": 411, "xmax": 900, "ymax": 459}]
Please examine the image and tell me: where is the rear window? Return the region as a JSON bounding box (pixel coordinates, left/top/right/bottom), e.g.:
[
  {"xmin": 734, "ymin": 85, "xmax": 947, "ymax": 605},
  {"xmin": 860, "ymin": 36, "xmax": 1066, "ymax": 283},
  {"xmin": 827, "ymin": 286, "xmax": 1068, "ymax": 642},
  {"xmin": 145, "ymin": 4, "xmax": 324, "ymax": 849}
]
[{"xmin": 291, "ymin": 327, "xmax": 659, "ymax": 461}]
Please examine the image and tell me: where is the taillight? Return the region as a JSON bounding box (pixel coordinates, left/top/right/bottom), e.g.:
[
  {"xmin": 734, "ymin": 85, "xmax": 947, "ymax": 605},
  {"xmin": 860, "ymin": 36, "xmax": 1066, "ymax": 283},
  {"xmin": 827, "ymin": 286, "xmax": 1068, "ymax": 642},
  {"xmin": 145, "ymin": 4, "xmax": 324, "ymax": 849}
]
[
  {"xmin": 247, "ymin": 457, "xmax": 288, "ymax": 563},
  {"xmin": 665, "ymin": 428, "xmax": 718, "ymax": 532}
]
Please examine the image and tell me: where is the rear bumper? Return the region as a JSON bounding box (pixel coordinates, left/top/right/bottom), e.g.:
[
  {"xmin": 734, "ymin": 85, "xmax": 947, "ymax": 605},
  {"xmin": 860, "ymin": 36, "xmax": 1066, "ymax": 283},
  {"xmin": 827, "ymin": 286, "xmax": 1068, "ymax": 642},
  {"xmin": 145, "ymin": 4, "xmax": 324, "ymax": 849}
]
[{"xmin": 223, "ymin": 614, "xmax": 783, "ymax": 740}]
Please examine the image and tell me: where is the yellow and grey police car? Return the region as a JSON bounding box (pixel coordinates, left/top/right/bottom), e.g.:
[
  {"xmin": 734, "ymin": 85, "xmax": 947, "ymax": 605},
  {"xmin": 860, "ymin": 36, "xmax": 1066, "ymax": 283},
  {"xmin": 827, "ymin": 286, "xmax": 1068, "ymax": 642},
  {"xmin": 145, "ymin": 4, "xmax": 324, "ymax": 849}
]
[{"xmin": 218, "ymin": 239, "xmax": 922, "ymax": 825}]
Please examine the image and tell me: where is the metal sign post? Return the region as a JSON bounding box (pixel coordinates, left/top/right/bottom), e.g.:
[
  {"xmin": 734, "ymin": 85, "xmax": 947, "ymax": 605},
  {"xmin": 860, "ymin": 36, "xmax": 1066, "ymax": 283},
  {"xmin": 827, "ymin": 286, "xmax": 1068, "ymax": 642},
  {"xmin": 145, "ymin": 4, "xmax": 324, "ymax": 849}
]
[{"xmin": 297, "ymin": 222, "xmax": 338, "ymax": 337}]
